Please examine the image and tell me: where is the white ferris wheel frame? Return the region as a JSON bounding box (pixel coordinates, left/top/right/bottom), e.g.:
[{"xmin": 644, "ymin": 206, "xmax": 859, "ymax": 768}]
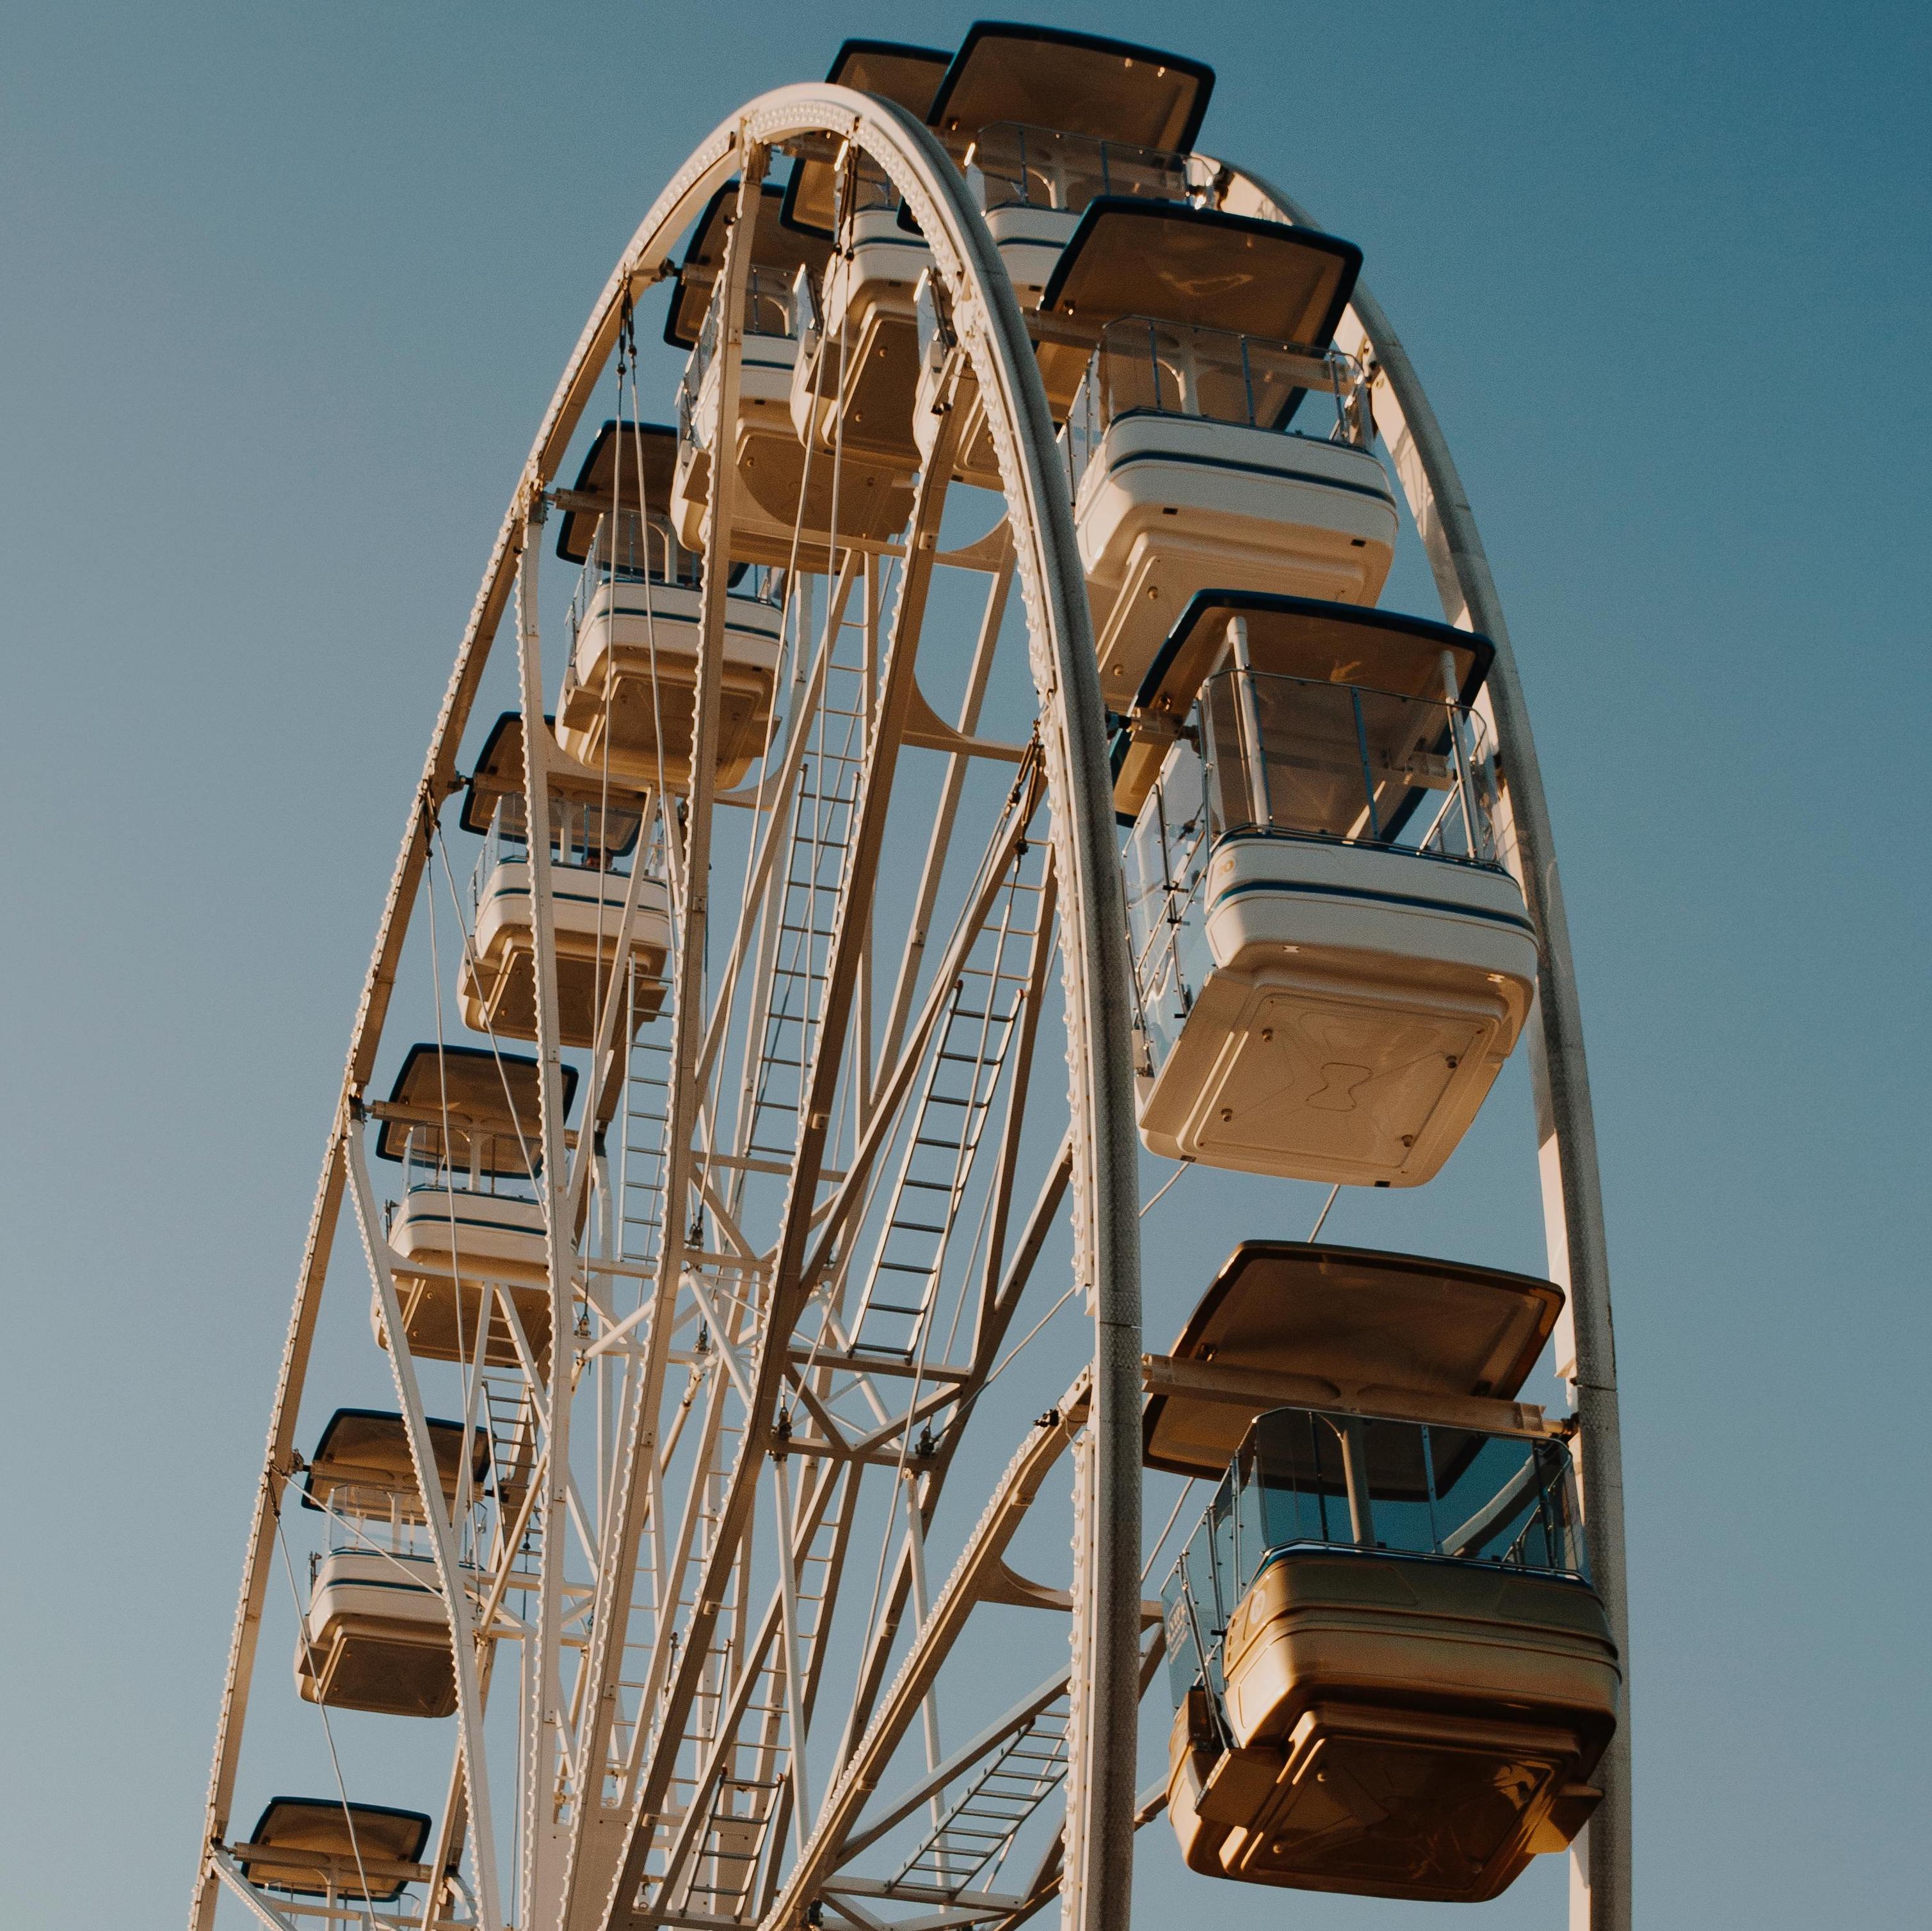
[{"xmin": 189, "ymin": 82, "xmax": 1630, "ymax": 1931}]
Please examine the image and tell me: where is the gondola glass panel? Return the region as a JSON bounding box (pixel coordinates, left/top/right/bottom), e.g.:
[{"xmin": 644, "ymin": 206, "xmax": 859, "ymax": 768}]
[
  {"xmin": 1125, "ymin": 636, "xmax": 1536, "ymax": 1183},
  {"xmin": 910, "ymin": 133, "xmax": 1215, "ymax": 491}
]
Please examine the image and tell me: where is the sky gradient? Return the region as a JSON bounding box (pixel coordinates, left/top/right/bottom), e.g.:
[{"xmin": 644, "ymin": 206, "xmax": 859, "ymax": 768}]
[{"xmin": 2, "ymin": 4, "xmax": 1926, "ymax": 1927}]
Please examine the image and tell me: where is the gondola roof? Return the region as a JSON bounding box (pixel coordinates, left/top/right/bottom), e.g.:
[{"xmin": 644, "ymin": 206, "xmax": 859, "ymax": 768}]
[
  {"xmin": 554, "ymin": 421, "xmax": 679, "ymax": 565},
  {"xmin": 1138, "ymin": 591, "xmax": 1493, "ymax": 717},
  {"xmin": 1113, "ymin": 592, "xmax": 1495, "ymax": 821},
  {"xmin": 302, "ymin": 1407, "xmax": 490, "ymax": 1518},
  {"xmin": 926, "ymin": 22, "xmax": 1215, "ymax": 152},
  {"xmin": 1143, "ymin": 1241, "xmax": 1563, "ymax": 1477},
  {"xmin": 663, "ymin": 182, "xmax": 833, "ymax": 348},
  {"xmin": 1039, "ymin": 200, "xmax": 1361, "ymax": 342},
  {"xmin": 374, "ymin": 1041, "xmax": 577, "ymax": 1174},
  {"xmin": 782, "ymin": 40, "xmax": 953, "ymax": 237},
  {"xmin": 459, "ymin": 712, "xmax": 650, "ymax": 838},
  {"xmin": 239, "ymin": 1799, "xmax": 431, "ymax": 1903}
]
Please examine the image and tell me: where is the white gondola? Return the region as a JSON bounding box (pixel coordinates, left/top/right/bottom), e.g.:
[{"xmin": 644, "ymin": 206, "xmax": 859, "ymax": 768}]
[
  {"xmin": 295, "ymin": 1549, "xmax": 453, "ymax": 1718},
  {"xmin": 666, "ymin": 185, "xmax": 913, "ymax": 568},
  {"xmin": 369, "ymin": 1043, "xmax": 573, "ymax": 1366},
  {"xmin": 789, "ymin": 208, "xmax": 931, "ymax": 467},
  {"xmin": 781, "ymin": 46, "xmax": 937, "ymax": 465},
  {"xmin": 551, "ymin": 423, "xmax": 785, "ymax": 790},
  {"xmin": 456, "ymin": 711, "xmax": 672, "ymax": 1044},
  {"xmin": 779, "ymin": 49, "xmax": 946, "ymax": 475},
  {"xmin": 1040, "ymin": 203, "xmax": 1396, "ymax": 696},
  {"xmin": 1122, "ymin": 593, "xmax": 1536, "ymax": 1185}
]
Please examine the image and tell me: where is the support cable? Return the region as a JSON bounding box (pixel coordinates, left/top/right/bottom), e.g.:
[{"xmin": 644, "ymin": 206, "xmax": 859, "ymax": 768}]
[
  {"xmin": 1307, "ymin": 1183, "xmax": 1340, "ymax": 1243},
  {"xmin": 269, "ymin": 1501, "xmax": 380, "ymax": 1925}
]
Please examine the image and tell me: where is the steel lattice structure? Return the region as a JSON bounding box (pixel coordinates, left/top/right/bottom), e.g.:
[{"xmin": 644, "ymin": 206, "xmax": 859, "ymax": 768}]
[{"xmin": 191, "ymin": 70, "xmax": 1628, "ymax": 1931}]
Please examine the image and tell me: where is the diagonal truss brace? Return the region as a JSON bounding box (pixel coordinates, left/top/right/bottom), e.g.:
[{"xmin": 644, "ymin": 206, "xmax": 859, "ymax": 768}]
[{"xmin": 762, "ymin": 1374, "xmax": 1093, "ymax": 1931}]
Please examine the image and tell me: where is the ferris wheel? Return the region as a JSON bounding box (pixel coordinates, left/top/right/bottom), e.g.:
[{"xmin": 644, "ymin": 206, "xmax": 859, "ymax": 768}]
[{"xmin": 191, "ymin": 26, "xmax": 1630, "ymax": 1931}]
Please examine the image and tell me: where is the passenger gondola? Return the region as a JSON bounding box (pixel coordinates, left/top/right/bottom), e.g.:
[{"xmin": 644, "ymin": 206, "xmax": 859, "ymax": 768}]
[
  {"xmin": 552, "ymin": 423, "xmax": 785, "ymax": 789},
  {"xmin": 457, "ymin": 710, "xmax": 672, "ymax": 1045},
  {"xmin": 1121, "ymin": 591, "xmax": 1535, "ymax": 1185},
  {"xmin": 666, "ymin": 184, "xmax": 914, "ymax": 566},
  {"xmin": 292, "ymin": 1411, "xmax": 512, "ymax": 1720},
  {"xmin": 368, "ymin": 1043, "xmax": 576, "ymax": 1367},
  {"xmin": 782, "ymin": 44, "xmax": 953, "ymax": 473},
  {"xmin": 1152, "ymin": 1242, "xmax": 1618, "ymax": 1901}
]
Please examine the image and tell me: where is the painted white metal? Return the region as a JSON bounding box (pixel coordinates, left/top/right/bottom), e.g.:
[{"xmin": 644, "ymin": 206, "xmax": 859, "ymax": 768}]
[
  {"xmin": 764, "ymin": 1378, "xmax": 1093, "ymax": 1926},
  {"xmin": 194, "ymin": 74, "xmax": 1618, "ymax": 1931},
  {"xmin": 513, "ymin": 512, "xmax": 590, "ymax": 1931},
  {"xmin": 556, "ymin": 150, "xmax": 773, "ymax": 1928},
  {"xmin": 206, "ymin": 1848, "xmax": 307, "ymax": 1931},
  {"xmin": 981, "ymin": 205, "xmax": 1081, "ymax": 307},
  {"xmin": 601, "ymin": 362, "xmax": 975, "ymax": 1929}
]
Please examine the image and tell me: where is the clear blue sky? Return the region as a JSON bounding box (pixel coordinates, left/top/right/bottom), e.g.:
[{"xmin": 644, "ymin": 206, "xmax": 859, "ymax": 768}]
[{"xmin": 2, "ymin": 4, "xmax": 1926, "ymax": 1927}]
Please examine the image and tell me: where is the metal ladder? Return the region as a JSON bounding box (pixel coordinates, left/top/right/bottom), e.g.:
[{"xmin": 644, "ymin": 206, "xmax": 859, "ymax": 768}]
[
  {"xmin": 893, "ymin": 1694, "xmax": 1072, "ymax": 1895},
  {"xmin": 844, "ymin": 850, "xmax": 1045, "ymax": 1368},
  {"xmin": 737, "ymin": 604, "xmax": 874, "ymax": 1178},
  {"xmin": 481, "ymin": 1374, "xmax": 541, "ymax": 1576},
  {"xmin": 664, "ymin": 1456, "xmax": 857, "ymax": 1921}
]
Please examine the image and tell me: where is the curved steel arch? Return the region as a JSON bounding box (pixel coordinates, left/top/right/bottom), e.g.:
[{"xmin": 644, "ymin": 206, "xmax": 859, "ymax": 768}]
[{"xmin": 190, "ymin": 83, "xmax": 1143, "ymax": 1931}]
